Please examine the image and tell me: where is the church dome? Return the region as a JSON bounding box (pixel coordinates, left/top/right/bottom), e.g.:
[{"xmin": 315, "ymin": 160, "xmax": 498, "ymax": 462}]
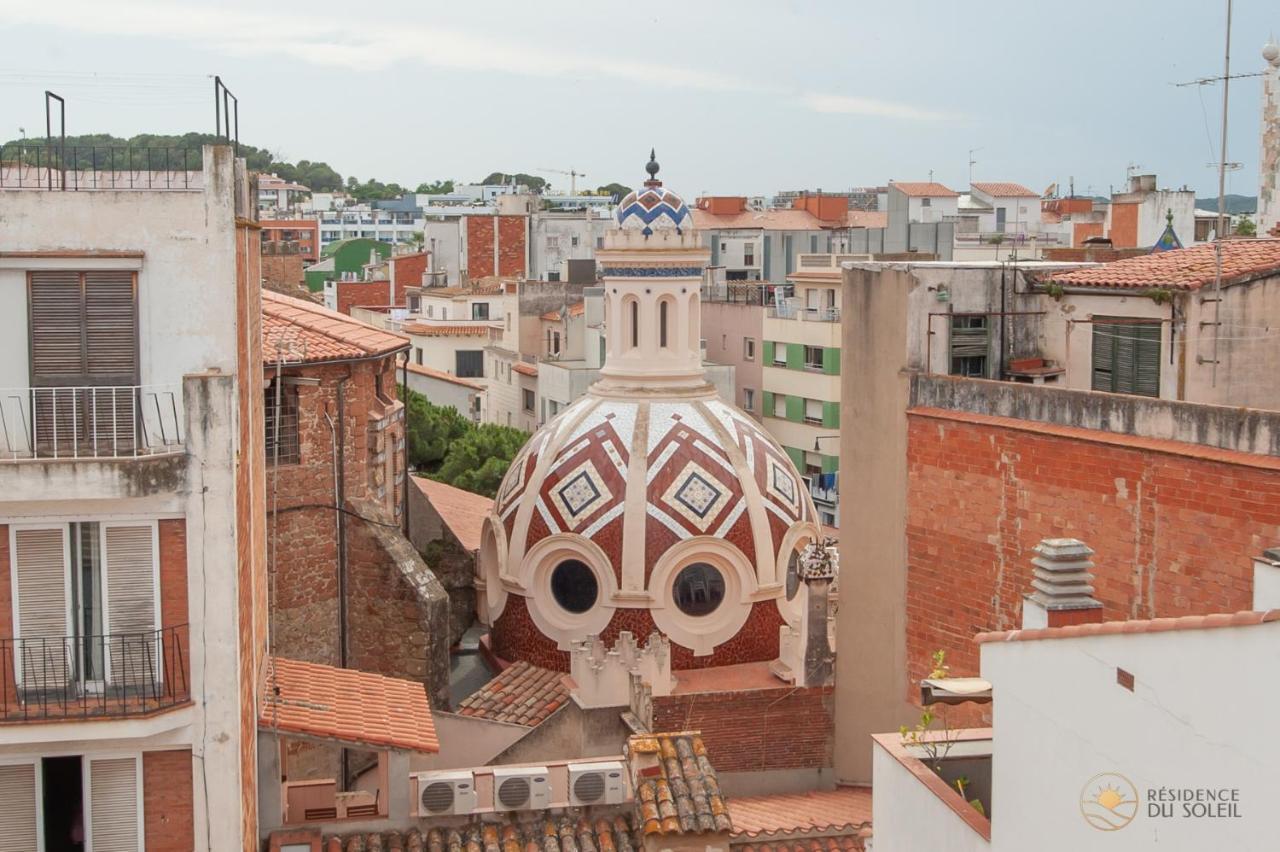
[
  {"xmin": 476, "ymin": 151, "xmax": 822, "ymax": 672},
  {"xmin": 615, "ymin": 149, "xmax": 691, "ymax": 234}
]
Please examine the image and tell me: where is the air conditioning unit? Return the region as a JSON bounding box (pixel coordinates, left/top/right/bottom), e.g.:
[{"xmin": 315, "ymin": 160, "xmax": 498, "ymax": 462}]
[
  {"xmin": 568, "ymin": 760, "xmax": 627, "ymax": 806},
  {"xmin": 492, "ymin": 766, "xmax": 551, "ymax": 811},
  {"xmin": 415, "ymin": 770, "xmax": 478, "ymax": 816}
]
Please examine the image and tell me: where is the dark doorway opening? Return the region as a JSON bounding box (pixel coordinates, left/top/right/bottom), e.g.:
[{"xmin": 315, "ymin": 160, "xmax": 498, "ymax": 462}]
[{"xmin": 42, "ymin": 755, "xmax": 85, "ymax": 852}]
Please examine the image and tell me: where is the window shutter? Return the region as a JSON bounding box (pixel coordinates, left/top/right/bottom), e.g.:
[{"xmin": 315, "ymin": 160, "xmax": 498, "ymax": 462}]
[
  {"xmin": 785, "ymin": 343, "xmax": 804, "ymax": 371},
  {"xmin": 13, "ymin": 527, "xmax": 70, "ymax": 688},
  {"xmin": 1114, "ymin": 324, "xmax": 1138, "ymax": 394},
  {"xmin": 822, "ymin": 401, "xmax": 840, "ymax": 428},
  {"xmin": 29, "ymin": 271, "xmax": 87, "ymax": 383},
  {"xmin": 88, "ymin": 756, "xmax": 141, "ymax": 852},
  {"xmin": 0, "ymin": 763, "xmax": 40, "ymax": 852},
  {"xmin": 823, "ymin": 347, "xmax": 841, "ymax": 376},
  {"xmin": 1134, "ymin": 324, "xmax": 1161, "ymax": 397},
  {"xmin": 1091, "ymin": 323, "xmax": 1115, "ymax": 391},
  {"xmin": 104, "ymin": 524, "xmax": 158, "ymax": 689},
  {"xmin": 762, "ymin": 341, "xmax": 774, "ymax": 365},
  {"xmin": 83, "ymin": 271, "xmax": 138, "ymax": 383}
]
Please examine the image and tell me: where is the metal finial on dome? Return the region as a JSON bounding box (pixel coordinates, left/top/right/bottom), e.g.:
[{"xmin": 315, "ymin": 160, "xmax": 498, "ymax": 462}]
[{"xmin": 645, "ymin": 149, "xmax": 661, "ymax": 185}]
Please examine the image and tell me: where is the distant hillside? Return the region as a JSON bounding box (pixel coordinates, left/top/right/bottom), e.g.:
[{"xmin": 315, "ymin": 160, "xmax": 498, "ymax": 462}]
[{"xmin": 1195, "ymin": 194, "xmax": 1257, "ymax": 214}]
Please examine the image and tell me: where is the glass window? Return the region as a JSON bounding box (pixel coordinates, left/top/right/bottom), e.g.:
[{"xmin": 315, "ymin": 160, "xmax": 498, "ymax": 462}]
[
  {"xmin": 804, "ymin": 346, "xmax": 824, "ymax": 370},
  {"xmin": 522, "ymin": 388, "xmax": 535, "ymax": 412},
  {"xmin": 472, "ymin": 302, "xmax": 490, "ymax": 320},
  {"xmin": 772, "ymin": 343, "xmax": 787, "ymax": 365},
  {"xmin": 805, "ymin": 398, "xmax": 823, "ymax": 423},
  {"xmin": 264, "ymin": 381, "xmax": 300, "ymax": 465},
  {"xmin": 743, "ymin": 388, "xmax": 755, "ymax": 410},
  {"xmin": 744, "ymin": 338, "xmax": 755, "ymax": 360},
  {"xmin": 773, "ymin": 394, "xmax": 787, "ymax": 418},
  {"xmin": 949, "ymin": 315, "xmax": 989, "ymax": 378},
  {"xmin": 673, "ymin": 563, "xmax": 725, "ymax": 617},
  {"xmin": 551, "ymin": 559, "xmax": 598, "ymax": 613}
]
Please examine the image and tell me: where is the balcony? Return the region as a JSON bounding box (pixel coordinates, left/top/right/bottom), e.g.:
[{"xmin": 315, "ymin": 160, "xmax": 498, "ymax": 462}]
[
  {"xmin": 0, "ymin": 144, "xmax": 203, "ymax": 191},
  {"xmin": 769, "ymin": 298, "xmax": 840, "ymax": 322},
  {"xmin": 1, "ymin": 625, "xmax": 190, "ymax": 721},
  {"xmin": 804, "ymin": 475, "xmax": 838, "ymax": 505},
  {"xmin": 0, "ymin": 385, "xmax": 183, "ymax": 461}
]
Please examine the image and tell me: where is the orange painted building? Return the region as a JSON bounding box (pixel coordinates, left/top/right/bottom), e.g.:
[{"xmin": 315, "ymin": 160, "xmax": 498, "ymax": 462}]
[{"xmin": 262, "ymin": 218, "xmax": 321, "ymax": 261}]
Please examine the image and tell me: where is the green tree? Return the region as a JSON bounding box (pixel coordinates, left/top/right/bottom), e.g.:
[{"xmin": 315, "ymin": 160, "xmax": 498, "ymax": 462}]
[
  {"xmin": 434, "ymin": 423, "xmax": 529, "ymax": 497},
  {"xmin": 479, "ymin": 172, "xmax": 547, "ymax": 193},
  {"xmin": 596, "ymin": 182, "xmax": 632, "ymax": 201},
  {"xmin": 415, "ymin": 179, "xmax": 455, "ymax": 194},
  {"xmin": 1235, "ymin": 216, "xmax": 1257, "ymax": 237},
  {"xmin": 401, "ymin": 387, "xmax": 471, "ymax": 472}
]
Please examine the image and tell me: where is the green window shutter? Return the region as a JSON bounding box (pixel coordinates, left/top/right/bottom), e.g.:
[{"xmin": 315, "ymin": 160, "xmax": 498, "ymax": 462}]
[
  {"xmin": 1092, "ymin": 319, "xmax": 1160, "ymax": 397},
  {"xmin": 1133, "ymin": 324, "xmax": 1161, "ymax": 397},
  {"xmin": 763, "ymin": 235, "xmax": 772, "ymax": 278},
  {"xmin": 762, "ymin": 391, "xmax": 775, "ymax": 416},
  {"xmin": 821, "ymin": 453, "xmax": 839, "ymax": 474},
  {"xmin": 1091, "ymin": 323, "xmax": 1116, "ymax": 391},
  {"xmin": 784, "ymin": 446, "xmax": 806, "ymax": 471},
  {"xmin": 763, "ymin": 340, "xmax": 775, "ymax": 365},
  {"xmin": 785, "ymin": 395, "xmax": 805, "ymax": 422},
  {"xmin": 823, "ymin": 347, "xmax": 841, "ymax": 375},
  {"xmin": 786, "ymin": 343, "xmax": 805, "ymax": 370},
  {"xmin": 822, "ymin": 401, "xmax": 840, "ymax": 428}
]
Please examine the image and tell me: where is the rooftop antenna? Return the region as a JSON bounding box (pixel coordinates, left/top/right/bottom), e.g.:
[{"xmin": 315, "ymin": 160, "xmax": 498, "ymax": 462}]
[{"xmin": 968, "ymin": 147, "xmax": 982, "ymax": 185}]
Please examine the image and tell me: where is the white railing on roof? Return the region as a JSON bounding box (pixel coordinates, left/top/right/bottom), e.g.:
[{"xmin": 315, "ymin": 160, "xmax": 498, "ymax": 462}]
[
  {"xmin": 768, "ymin": 297, "xmax": 840, "ymax": 322},
  {"xmin": 0, "ymin": 385, "xmax": 184, "ymax": 461}
]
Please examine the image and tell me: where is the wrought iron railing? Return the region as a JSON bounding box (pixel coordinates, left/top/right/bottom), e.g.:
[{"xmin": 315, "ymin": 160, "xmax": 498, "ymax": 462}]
[
  {"xmin": 1, "ymin": 625, "xmax": 189, "ymax": 720},
  {"xmin": 0, "ymin": 144, "xmax": 204, "ymax": 190},
  {"xmin": 0, "ymin": 385, "xmax": 183, "ymax": 460}
]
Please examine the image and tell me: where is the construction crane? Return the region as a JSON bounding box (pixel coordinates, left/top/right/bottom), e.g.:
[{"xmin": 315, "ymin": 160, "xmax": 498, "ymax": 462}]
[{"xmin": 537, "ymin": 167, "xmax": 586, "ymax": 195}]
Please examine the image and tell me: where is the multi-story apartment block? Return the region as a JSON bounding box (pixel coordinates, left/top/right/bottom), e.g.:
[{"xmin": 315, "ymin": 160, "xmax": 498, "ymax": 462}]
[
  {"xmin": 261, "ymin": 218, "xmax": 321, "ymax": 262},
  {"xmin": 258, "ymin": 173, "xmax": 310, "ymax": 214},
  {"xmin": 0, "ymin": 145, "xmax": 267, "ymax": 850}
]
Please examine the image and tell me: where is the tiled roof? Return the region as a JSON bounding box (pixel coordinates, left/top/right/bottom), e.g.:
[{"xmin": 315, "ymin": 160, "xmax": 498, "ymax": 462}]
[
  {"xmin": 692, "ymin": 208, "xmax": 826, "ymax": 231},
  {"xmin": 970, "ymin": 181, "xmax": 1039, "ymax": 198},
  {"xmin": 628, "ymin": 732, "xmax": 733, "ymax": 836},
  {"xmin": 729, "ymin": 788, "xmax": 873, "ymax": 838},
  {"xmin": 259, "ymin": 656, "xmax": 439, "ymax": 753},
  {"xmin": 262, "ymin": 290, "xmax": 408, "ymax": 365},
  {"xmin": 734, "ymin": 835, "xmax": 867, "ymax": 852},
  {"xmin": 455, "ymin": 660, "xmax": 568, "ymax": 726},
  {"xmin": 401, "ymin": 322, "xmax": 494, "ymax": 336},
  {"xmin": 976, "ymin": 609, "xmax": 1279, "ymax": 644},
  {"xmin": 412, "ymin": 476, "xmax": 493, "ymax": 553},
  {"xmin": 889, "ymin": 182, "xmax": 959, "ymax": 198},
  {"xmin": 404, "ymin": 361, "xmax": 486, "ymax": 391},
  {"xmin": 319, "ymin": 815, "xmax": 639, "ymax": 852},
  {"xmin": 844, "ymin": 210, "xmax": 887, "ymax": 228},
  {"xmin": 512, "ymin": 361, "xmax": 539, "ymax": 377},
  {"xmin": 1045, "ymin": 239, "xmax": 1280, "ymax": 291},
  {"xmin": 541, "ymin": 302, "xmax": 586, "ymax": 322}
]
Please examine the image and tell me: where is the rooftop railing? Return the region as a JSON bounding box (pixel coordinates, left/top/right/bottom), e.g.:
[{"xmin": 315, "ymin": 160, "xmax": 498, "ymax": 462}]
[
  {"xmin": 769, "ymin": 299, "xmax": 840, "ymax": 322},
  {"xmin": 0, "ymin": 385, "xmax": 184, "ymax": 460},
  {"xmin": 1, "ymin": 625, "xmax": 189, "ymax": 721},
  {"xmin": 0, "ymin": 144, "xmax": 204, "ymax": 190}
]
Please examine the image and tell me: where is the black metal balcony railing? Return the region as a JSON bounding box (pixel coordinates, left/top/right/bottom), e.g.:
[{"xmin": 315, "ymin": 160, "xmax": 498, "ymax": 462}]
[
  {"xmin": 1, "ymin": 625, "xmax": 189, "ymax": 721},
  {"xmin": 0, "ymin": 144, "xmax": 204, "ymax": 191}
]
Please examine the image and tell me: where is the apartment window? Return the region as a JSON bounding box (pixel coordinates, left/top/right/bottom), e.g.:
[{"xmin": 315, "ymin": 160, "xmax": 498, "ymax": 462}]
[
  {"xmin": 921, "ymin": 197, "xmax": 932, "ymax": 207},
  {"xmin": 773, "ymin": 394, "xmax": 787, "ymax": 418},
  {"xmin": 772, "ymin": 342, "xmax": 787, "ymax": 365},
  {"xmin": 415, "ymin": 347, "xmax": 423, "ymax": 366},
  {"xmin": 571, "ymin": 235, "xmax": 580, "ymax": 247},
  {"xmin": 456, "ymin": 350, "xmax": 484, "ymax": 378},
  {"xmin": 720, "ymin": 242, "xmax": 728, "ymax": 253},
  {"xmin": 2, "ymin": 755, "xmax": 144, "ymax": 851},
  {"xmin": 471, "ymin": 302, "xmax": 490, "ymax": 320},
  {"xmin": 523, "ymin": 388, "xmax": 535, "ymax": 413},
  {"xmin": 743, "ymin": 388, "xmax": 756, "ymax": 410},
  {"xmin": 744, "ymin": 338, "xmax": 756, "ymax": 360},
  {"xmin": 804, "ymin": 345, "xmax": 825, "ymax": 371},
  {"xmin": 553, "ymin": 331, "xmax": 561, "ymax": 355},
  {"xmin": 804, "ymin": 398, "xmax": 823, "ymax": 424},
  {"xmin": 743, "ymin": 242, "xmax": 756, "ymax": 266},
  {"xmin": 426, "ymin": 305, "xmax": 435, "ymax": 318},
  {"xmin": 949, "ymin": 315, "xmax": 989, "ymax": 377},
  {"xmin": 264, "ymin": 380, "xmax": 300, "ymax": 464},
  {"xmin": 546, "ymin": 235, "xmax": 560, "ymax": 249},
  {"xmin": 596, "ymin": 237, "xmax": 605, "ymax": 250},
  {"xmin": 1092, "ymin": 319, "xmax": 1161, "ymax": 397}
]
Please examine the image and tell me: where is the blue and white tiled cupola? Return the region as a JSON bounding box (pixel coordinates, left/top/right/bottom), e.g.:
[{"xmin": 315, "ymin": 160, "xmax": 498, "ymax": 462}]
[{"xmin": 615, "ymin": 149, "xmax": 691, "ymax": 236}]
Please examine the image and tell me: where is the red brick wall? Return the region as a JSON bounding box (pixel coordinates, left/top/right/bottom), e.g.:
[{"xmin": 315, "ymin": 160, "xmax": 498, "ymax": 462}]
[
  {"xmin": 335, "ymin": 279, "xmax": 391, "ymax": 316},
  {"xmin": 143, "ymin": 749, "xmax": 194, "ymax": 851},
  {"xmin": 390, "ymin": 253, "xmax": 429, "ymax": 294},
  {"xmin": 467, "ymin": 216, "xmax": 495, "ymax": 279},
  {"xmin": 904, "ymin": 408, "xmax": 1275, "ymax": 702},
  {"xmin": 653, "ymin": 686, "xmax": 832, "ymax": 773},
  {"xmin": 158, "ymin": 519, "xmax": 190, "ymax": 693},
  {"xmin": 497, "ymin": 215, "xmax": 527, "ymax": 277}
]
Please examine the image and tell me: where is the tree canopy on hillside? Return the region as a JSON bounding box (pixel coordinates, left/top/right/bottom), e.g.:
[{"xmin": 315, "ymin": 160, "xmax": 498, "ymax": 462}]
[{"xmin": 479, "ymin": 172, "xmax": 547, "ymax": 192}]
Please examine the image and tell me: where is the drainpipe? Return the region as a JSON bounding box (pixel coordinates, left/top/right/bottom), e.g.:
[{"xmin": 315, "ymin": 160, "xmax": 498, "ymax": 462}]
[
  {"xmin": 401, "ymin": 352, "xmax": 410, "ymax": 540},
  {"xmin": 335, "ymin": 376, "xmax": 349, "ymax": 669}
]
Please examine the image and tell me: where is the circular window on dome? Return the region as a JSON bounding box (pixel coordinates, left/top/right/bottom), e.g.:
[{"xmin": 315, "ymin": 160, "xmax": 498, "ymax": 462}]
[
  {"xmin": 673, "ymin": 563, "xmax": 726, "ymax": 617},
  {"xmin": 786, "ymin": 547, "xmax": 805, "ymax": 601},
  {"xmin": 550, "ymin": 559, "xmax": 599, "ymax": 614}
]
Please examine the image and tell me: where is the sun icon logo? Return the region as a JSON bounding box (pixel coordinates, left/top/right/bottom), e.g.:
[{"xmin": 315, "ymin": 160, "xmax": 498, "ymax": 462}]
[{"xmin": 1080, "ymin": 773, "xmax": 1139, "ymax": 831}]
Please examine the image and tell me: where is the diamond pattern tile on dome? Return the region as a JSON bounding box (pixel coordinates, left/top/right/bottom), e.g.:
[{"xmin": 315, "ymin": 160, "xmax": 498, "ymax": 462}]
[
  {"xmin": 766, "ymin": 456, "xmax": 801, "ymax": 514},
  {"xmin": 551, "ymin": 460, "xmax": 613, "ymax": 530},
  {"xmin": 662, "ymin": 461, "xmax": 729, "ymax": 532}
]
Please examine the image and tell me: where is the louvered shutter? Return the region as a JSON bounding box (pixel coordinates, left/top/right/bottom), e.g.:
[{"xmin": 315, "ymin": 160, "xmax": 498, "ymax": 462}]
[
  {"xmin": 1133, "ymin": 323, "xmax": 1161, "ymax": 397},
  {"xmin": 29, "ymin": 271, "xmax": 87, "ymax": 383},
  {"xmin": 88, "ymin": 756, "xmax": 140, "ymax": 852},
  {"xmin": 104, "ymin": 524, "xmax": 158, "ymax": 690},
  {"xmin": 0, "ymin": 763, "xmax": 40, "ymax": 852},
  {"xmin": 1091, "ymin": 323, "xmax": 1116, "ymax": 391},
  {"xmin": 83, "ymin": 271, "xmax": 137, "ymax": 383},
  {"xmin": 13, "ymin": 527, "xmax": 71, "ymax": 688},
  {"xmin": 1114, "ymin": 324, "xmax": 1138, "ymax": 394}
]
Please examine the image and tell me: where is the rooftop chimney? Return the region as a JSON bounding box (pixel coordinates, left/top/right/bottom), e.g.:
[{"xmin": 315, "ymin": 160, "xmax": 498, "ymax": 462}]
[
  {"xmin": 1021, "ymin": 538, "xmax": 1104, "ymax": 629},
  {"xmin": 1253, "ymin": 547, "xmax": 1280, "ymax": 611}
]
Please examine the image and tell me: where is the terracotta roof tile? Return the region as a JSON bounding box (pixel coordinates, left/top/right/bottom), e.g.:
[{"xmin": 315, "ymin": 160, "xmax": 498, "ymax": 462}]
[
  {"xmin": 401, "ymin": 322, "xmax": 495, "ymax": 336},
  {"xmin": 456, "ymin": 660, "xmax": 568, "ymax": 727},
  {"xmin": 692, "ymin": 208, "xmax": 826, "ymax": 231},
  {"xmin": 512, "ymin": 361, "xmax": 538, "ymax": 377},
  {"xmin": 729, "ymin": 788, "xmax": 872, "ymax": 838},
  {"xmin": 412, "ymin": 476, "xmax": 493, "ymax": 553},
  {"xmin": 970, "ymin": 181, "xmax": 1039, "ymax": 198},
  {"xmin": 976, "ymin": 609, "xmax": 1280, "ymax": 644},
  {"xmin": 733, "ymin": 834, "xmax": 868, "ymax": 852},
  {"xmin": 262, "ymin": 290, "xmax": 409, "ymax": 365},
  {"xmin": 844, "ymin": 210, "xmax": 887, "ymax": 228},
  {"xmin": 889, "ymin": 181, "xmax": 959, "ymax": 198},
  {"xmin": 541, "ymin": 302, "xmax": 585, "ymax": 322},
  {"xmin": 1046, "ymin": 238, "xmax": 1280, "ymax": 291},
  {"xmin": 259, "ymin": 656, "xmax": 438, "ymax": 753},
  {"xmin": 628, "ymin": 732, "xmax": 732, "ymax": 837},
  {"xmin": 404, "ymin": 361, "xmax": 486, "ymax": 390},
  {"xmin": 319, "ymin": 815, "xmax": 638, "ymax": 852}
]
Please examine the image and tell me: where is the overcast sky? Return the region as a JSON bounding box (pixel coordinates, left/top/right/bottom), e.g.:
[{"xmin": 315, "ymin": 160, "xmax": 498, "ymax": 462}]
[{"xmin": 0, "ymin": 0, "xmax": 1275, "ymax": 200}]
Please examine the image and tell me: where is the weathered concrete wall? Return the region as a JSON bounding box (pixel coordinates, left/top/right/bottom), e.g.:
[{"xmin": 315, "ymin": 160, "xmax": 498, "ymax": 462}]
[{"xmin": 489, "ymin": 701, "xmax": 632, "ymax": 766}]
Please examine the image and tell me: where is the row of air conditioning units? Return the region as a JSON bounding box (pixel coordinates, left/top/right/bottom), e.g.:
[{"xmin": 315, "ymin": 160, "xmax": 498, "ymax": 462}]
[{"xmin": 415, "ymin": 761, "xmax": 627, "ymax": 817}]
